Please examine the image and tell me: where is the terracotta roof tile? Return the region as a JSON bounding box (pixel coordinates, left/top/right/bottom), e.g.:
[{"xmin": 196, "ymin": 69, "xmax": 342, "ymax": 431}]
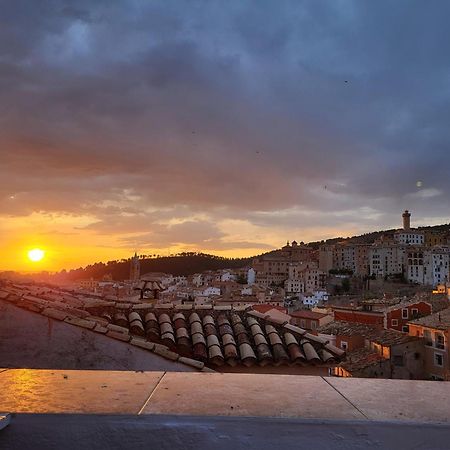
[{"xmin": 0, "ymin": 285, "xmax": 345, "ymax": 370}]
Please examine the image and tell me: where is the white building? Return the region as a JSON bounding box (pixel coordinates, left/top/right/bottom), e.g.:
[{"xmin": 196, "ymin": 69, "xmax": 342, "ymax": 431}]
[
  {"xmin": 192, "ymin": 274, "xmax": 204, "ymax": 287},
  {"xmin": 300, "ymin": 290, "xmax": 329, "ymax": 308},
  {"xmin": 407, "ymin": 247, "xmax": 450, "ymax": 286},
  {"xmin": 202, "ymin": 286, "xmax": 221, "ymax": 297},
  {"xmin": 247, "ymin": 268, "xmax": 256, "ymax": 285},
  {"xmin": 369, "ymin": 244, "xmax": 406, "ymax": 277},
  {"xmin": 394, "ymin": 231, "xmax": 424, "ymax": 246}
]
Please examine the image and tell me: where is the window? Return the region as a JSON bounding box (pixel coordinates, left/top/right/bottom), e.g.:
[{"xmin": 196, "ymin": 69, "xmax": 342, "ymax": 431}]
[
  {"xmin": 391, "ymin": 319, "xmax": 398, "ymax": 327},
  {"xmin": 341, "ymin": 341, "xmax": 348, "ymax": 350},
  {"xmin": 434, "ymin": 353, "xmax": 444, "ymax": 367},
  {"xmin": 436, "ymin": 333, "xmax": 445, "ymax": 350},
  {"xmin": 402, "ymin": 325, "xmax": 409, "ymax": 333},
  {"xmin": 411, "ymin": 308, "xmax": 419, "ymax": 318},
  {"xmin": 402, "ymin": 308, "xmax": 408, "ymax": 319}
]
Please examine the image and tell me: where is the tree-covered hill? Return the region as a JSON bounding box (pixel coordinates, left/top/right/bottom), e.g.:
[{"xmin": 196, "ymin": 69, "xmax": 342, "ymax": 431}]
[{"xmin": 55, "ymin": 252, "xmax": 254, "ymax": 281}]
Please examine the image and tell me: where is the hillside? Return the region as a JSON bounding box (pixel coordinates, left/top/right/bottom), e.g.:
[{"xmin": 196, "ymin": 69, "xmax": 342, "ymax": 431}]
[
  {"xmin": 49, "ymin": 252, "xmax": 254, "ymax": 282},
  {"xmin": 307, "ymin": 223, "xmax": 450, "ymax": 249}
]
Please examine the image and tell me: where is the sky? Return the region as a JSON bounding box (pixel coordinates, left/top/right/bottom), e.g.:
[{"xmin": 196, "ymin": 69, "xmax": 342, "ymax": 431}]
[{"xmin": 1, "ymin": 0, "xmax": 450, "ymax": 271}]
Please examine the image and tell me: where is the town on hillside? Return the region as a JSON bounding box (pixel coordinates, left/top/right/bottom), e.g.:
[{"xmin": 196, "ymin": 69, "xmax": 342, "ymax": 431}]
[{"xmin": 1, "ymin": 210, "xmax": 450, "ymax": 381}]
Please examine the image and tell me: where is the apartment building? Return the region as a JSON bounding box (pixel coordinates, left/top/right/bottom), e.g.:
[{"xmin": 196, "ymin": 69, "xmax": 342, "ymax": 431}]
[
  {"xmin": 284, "ymin": 261, "xmax": 325, "ymax": 295},
  {"xmin": 369, "ymin": 244, "xmax": 406, "ymax": 277},
  {"xmin": 408, "ymin": 308, "xmax": 450, "ymax": 380},
  {"xmin": 253, "ymin": 241, "xmax": 314, "ymax": 287},
  {"xmin": 407, "ymin": 247, "xmax": 450, "ymax": 286}
]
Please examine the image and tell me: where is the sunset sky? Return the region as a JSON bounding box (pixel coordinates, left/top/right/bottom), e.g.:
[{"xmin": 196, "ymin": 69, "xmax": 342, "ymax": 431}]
[{"xmin": 2, "ymin": 1, "xmax": 450, "ymax": 272}]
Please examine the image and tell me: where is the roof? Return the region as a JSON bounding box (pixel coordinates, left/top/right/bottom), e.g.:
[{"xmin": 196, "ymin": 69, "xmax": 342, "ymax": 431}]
[
  {"xmin": 319, "ymin": 321, "xmax": 418, "ymax": 346},
  {"xmin": 290, "ymin": 310, "xmax": 329, "ymax": 320},
  {"xmin": 251, "ymin": 304, "xmax": 287, "ymax": 314},
  {"xmin": 384, "ymin": 294, "xmax": 449, "ymax": 314},
  {"xmin": 370, "ymin": 329, "xmax": 419, "ymax": 346},
  {"xmin": 0, "ymin": 285, "xmax": 345, "ymax": 370},
  {"xmin": 318, "ymin": 321, "xmax": 379, "ymax": 338},
  {"xmin": 409, "ymin": 307, "xmax": 450, "ymax": 330},
  {"xmin": 338, "ymin": 348, "xmax": 386, "ymax": 374}
]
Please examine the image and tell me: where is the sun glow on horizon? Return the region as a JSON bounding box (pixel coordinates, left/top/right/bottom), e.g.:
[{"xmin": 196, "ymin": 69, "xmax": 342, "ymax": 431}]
[{"xmin": 27, "ymin": 248, "xmax": 45, "ymax": 262}]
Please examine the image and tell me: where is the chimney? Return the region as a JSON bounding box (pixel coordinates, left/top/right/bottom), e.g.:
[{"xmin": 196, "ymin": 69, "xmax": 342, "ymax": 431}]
[{"xmin": 402, "ymin": 210, "xmax": 411, "ymax": 230}]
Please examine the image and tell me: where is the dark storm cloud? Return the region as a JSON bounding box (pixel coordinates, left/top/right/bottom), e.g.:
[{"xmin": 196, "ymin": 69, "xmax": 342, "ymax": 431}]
[{"xmin": 1, "ymin": 0, "xmax": 450, "ymax": 249}]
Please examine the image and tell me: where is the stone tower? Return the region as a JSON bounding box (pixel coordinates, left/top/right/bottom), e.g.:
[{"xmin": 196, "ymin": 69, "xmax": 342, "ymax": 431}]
[
  {"xmin": 402, "ymin": 210, "xmax": 411, "ymax": 230},
  {"xmin": 130, "ymin": 252, "xmax": 140, "ymax": 283}
]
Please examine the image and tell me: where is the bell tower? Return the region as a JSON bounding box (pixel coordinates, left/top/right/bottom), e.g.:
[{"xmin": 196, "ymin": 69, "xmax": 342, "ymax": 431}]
[
  {"xmin": 402, "ymin": 210, "xmax": 411, "ymax": 230},
  {"xmin": 130, "ymin": 252, "xmax": 140, "ymax": 283}
]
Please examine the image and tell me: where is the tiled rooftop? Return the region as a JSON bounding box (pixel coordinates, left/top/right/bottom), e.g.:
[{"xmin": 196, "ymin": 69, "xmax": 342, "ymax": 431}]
[
  {"xmin": 370, "ymin": 329, "xmax": 419, "ymax": 346},
  {"xmin": 318, "ymin": 321, "xmax": 378, "ymax": 337},
  {"xmin": 318, "ymin": 320, "xmax": 420, "ymax": 346},
  {"xmin": 338, "ymin": 348, "xmax": 386, "ymax": 373},
  {"xmin": 290, "ymin": 310, "xmax": 329, "ymax": 320},
  {"xmin": 0, "ymin": 286, "xmax": 345, "ymax": 370},
  {"xmin": 409, "ymin": 308, "xmax": 450, "ymax": 330}
]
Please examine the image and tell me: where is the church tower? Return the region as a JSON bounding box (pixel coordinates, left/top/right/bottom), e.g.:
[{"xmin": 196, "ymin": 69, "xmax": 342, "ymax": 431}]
[{"xmin": 130, "ymin": 252, "xmax": 140, "ymax": 283}]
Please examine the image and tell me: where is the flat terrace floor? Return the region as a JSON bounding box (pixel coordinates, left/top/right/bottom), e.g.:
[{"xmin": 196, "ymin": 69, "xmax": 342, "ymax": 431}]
[{"xmin": 1, "ymin": 369, "xmax": 450, "ymax": 449}]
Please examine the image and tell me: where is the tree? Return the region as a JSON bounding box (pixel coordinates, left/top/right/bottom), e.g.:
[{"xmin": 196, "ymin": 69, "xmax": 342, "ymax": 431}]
[{"xmin": 342, "ymin": 278, "xmax": 351, "ymax": 292}]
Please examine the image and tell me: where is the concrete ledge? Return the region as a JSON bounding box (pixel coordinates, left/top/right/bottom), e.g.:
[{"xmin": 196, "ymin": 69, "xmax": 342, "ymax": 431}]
[
  {"xmin": 2, "ymin": 415, "xmax": 450, "ymax": 450},
  {"xmin": 1, "ymin": 370, "xmax": 449, "ymax": 423}
]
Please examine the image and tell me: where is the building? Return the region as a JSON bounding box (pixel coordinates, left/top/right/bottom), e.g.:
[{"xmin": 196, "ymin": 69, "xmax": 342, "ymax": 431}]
[
  {"xmin": 406, "ymin": 247, "xmax": 450, "ymax": 286},
  {"xmin": 425, "ymin": 247, "xmax": 450, "ymax": 286},
  {"xmin": 394, "ymin": 210, "xmax": 424, "ymax": 246},
  {"xmin": 300, "ymin": 290, "xmax": 329, "ymax": 308},
  {"xmin": 332, "ymin": 243, "xmax": 370, "ymax": 275},
  {"xmin": 247, "ymin": 268, "xmax": 256, "ymax": 285},
  {"xmin": 129, "ymin": 252, "xmax": 140, "ymax": 283},
  {"xmin": 320, "ymin": 321, "xmax": 425, "ymax": 379},
  {"xmin": 369, "ymin": 244, "xmax": 406, "ymax": 277},
  {"xmin": 252, "ymin": 241, "xmax": 314, "ymax": 288},
  {"xmin": 284, "ymin": 261, "xmax": 325, "ymax": 295},
  {"xmin": 332, "ymin": 306, "xmax": 385, "ymax": 327},
  {"xmin": 395, "ymin": 230, "xmax": 425, "ymax": 246},
  {"xmin": 290, "ymin": 310, "xmax": 333, "ymax": 331},
  {"xmin": 424, "ymin": 229, "xmax": 447, "ymax": 247},
  {"xmin": 402, "ymin": 210, "xmax": 411, "ymax": 230},
  {"xmin": 77, "ymin": 278, "xmax": 99, "ymax": 292},
  {"xmin": 385, "ymin": 296, "xmax": 448, "ymax": 333},
  {"xmin": 408, "ymin": 308, "xmax": 450, "ymax": 380},
  {"xmin": 318, "ymin": 245, "xmax": 334, "ymax": 273}
]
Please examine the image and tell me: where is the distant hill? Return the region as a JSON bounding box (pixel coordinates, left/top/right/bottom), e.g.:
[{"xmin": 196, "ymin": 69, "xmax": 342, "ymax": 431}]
[
  {"xmin": 52, "ymin": 252, "xmax": 254, "ymax": 282},
  {"xmin": 307, "ymin": 223, "xmax": 450, "ymax": 249}
]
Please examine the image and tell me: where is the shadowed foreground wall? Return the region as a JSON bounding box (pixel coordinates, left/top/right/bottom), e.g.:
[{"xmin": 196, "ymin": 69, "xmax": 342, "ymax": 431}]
[{"xmin": 0, "ymin": 302, "xmax": 192, "ymax": 371}]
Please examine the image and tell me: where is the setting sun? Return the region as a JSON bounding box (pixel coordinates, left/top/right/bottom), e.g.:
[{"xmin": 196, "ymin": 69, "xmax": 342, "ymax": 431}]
[{"xmin": 28, "ymin": 248, "xmax": 45, "ymax": 262}]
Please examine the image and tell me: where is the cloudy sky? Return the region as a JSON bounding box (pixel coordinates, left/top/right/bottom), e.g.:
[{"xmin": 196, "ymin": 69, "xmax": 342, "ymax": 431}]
[{"xmin": 1, "ymin": 0, "xmax": 450, "ymax": 270}]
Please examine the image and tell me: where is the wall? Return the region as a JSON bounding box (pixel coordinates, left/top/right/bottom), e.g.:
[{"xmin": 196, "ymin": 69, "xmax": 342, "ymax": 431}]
[{"xmin": 0, "ymin": 301, "xmax": 193, "ymax": 372}]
